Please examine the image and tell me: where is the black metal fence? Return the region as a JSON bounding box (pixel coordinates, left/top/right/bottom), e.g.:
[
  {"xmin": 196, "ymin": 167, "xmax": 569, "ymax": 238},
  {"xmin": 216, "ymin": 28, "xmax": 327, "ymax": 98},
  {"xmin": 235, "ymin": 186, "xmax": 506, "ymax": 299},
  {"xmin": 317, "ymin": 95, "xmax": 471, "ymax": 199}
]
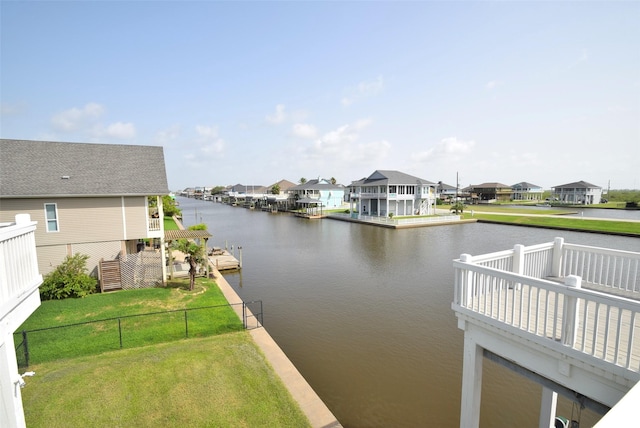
[{"xmin": 14, "ymin": 301, "xmax": 263, "ymax": 368}]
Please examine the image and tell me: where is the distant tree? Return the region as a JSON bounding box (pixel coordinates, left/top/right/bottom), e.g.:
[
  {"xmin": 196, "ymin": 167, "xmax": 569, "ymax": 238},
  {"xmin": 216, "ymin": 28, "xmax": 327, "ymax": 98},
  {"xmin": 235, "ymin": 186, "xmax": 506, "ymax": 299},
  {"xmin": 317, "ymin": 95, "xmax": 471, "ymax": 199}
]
[
  {"xmin": 299, "ymin": 177, "xmax": 307, "ymax": 184},
  {"xmin": 450, "ymin": 201, "xmax": 465, "ymax": 214},
  {"xmin": 210, "ymin": 186, "xmax": 226, "ymax": 195},
  {"xmin": 271, "ymin": 184, "xmax": 281, "ymax": 194},
  {"xmin": 173, "ymin": 239, "xmax": 205, "ymax": 291},
  {"xmin": 330, "ymin": 177, "xmax": 337, "ymax": 185},
  {"xmin": 40, "ymin": 254, "xmax": 98, "ymax": 300},
  {"xmin": 188, "ymin": 223, "xmax": 207, "ymax": 231}
]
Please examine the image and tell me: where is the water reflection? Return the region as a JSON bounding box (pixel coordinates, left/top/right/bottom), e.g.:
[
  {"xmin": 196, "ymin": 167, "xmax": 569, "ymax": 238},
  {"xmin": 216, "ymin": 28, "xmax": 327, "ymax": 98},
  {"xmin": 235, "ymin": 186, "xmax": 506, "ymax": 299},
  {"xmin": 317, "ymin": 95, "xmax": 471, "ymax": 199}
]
[{"xmin": 178, "ymin": 197, "xmax": 638, "ymax": 427}]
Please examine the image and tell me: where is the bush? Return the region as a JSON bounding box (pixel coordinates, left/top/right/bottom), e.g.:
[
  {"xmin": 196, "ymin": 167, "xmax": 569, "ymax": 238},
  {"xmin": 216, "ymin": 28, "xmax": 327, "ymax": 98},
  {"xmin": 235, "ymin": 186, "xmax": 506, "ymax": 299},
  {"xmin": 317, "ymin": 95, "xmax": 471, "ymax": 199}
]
[{"xmin": 40, "ymin": 254, "xmax": 98, "ymax": 300}]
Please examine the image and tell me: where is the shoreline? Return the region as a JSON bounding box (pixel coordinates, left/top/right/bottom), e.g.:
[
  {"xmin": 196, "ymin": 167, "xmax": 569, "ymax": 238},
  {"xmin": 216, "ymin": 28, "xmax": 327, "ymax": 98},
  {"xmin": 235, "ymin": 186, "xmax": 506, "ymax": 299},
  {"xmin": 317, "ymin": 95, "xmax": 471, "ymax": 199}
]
[{"xmin": 212, "ymin": 269, "xmax": 342, "ymax": 428}]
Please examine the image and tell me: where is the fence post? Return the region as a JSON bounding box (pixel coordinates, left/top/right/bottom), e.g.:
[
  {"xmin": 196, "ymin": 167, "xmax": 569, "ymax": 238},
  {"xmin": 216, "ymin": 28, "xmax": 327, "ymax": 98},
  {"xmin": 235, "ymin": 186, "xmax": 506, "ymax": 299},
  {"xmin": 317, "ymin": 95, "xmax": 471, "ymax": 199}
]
[
  {"xmin": 184, "ymin": 310, "xmax": 189, "ymax": 338},
  {"xmin": 22, "ymin": 330, "xmax": 29, "ymax": 368},
  {"xmin": 551, "ymin": 237, "xmax": 564, "ymax": 278},
  {"xmin": 242, "ymin": 303, "xmax": 246, "ymax": 329},
  {"xmin": 562, "ymin": 275, "xmax": 582, "ymax": 347},
  {"xmin": 118, "ymin": 319, "xmax": 123, "ymax": 349}
]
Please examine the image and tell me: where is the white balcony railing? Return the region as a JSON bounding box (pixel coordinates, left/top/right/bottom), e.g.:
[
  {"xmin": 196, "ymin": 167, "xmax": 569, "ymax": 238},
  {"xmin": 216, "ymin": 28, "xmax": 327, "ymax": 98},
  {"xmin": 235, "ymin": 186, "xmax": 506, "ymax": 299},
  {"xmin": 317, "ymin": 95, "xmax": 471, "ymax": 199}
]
[
  {"xmin": 0, "ymin": 214, "xmax": 43, "ymax": 320},
  {"xmin": 148, "ymin": 217, "xmax": 161, "ymax": 232},
  {"xmin": 452, "ymin": 237, "xmax": 640, "ymax": 375}
]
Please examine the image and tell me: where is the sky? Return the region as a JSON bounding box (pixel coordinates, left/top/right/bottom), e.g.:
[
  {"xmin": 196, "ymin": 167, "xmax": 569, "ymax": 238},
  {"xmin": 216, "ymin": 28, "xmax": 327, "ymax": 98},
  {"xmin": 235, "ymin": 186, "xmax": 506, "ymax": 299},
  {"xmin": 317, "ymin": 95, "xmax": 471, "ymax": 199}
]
[{"xmin": 1, "ymin": 1, "xmax": 639, "ymax": 191}]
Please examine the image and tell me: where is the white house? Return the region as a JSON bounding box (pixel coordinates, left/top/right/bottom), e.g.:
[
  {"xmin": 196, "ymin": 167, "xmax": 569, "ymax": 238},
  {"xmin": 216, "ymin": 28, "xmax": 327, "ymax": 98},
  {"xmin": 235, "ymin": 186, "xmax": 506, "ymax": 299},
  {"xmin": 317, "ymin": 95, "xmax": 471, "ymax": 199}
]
[
  {"xmin": 349, "ymin": 170, "xmax": 436, "ymax": 217},
  {"xmin": 511, "ymin": 182, "xmax": 544, "ymax": 201},
  {"xmin": 552, "ymin": 180, "xmax": 602, "ymax": 205}
]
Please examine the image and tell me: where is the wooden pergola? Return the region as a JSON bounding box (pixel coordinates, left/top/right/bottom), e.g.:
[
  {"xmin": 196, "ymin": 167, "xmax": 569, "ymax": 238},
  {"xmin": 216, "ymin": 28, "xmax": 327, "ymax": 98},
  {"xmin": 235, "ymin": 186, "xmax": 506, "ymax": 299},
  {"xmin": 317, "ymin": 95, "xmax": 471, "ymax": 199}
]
[{"xmin": 164, "ymin": 229, "xmax": 212, "ymax": 279}]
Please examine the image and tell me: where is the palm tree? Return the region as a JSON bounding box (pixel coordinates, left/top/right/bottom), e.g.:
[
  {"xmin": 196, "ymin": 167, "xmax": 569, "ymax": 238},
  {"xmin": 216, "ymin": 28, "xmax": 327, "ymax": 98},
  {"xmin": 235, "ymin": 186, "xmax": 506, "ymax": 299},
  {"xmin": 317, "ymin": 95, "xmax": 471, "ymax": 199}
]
[
  {"xmin": 271, "ymin": 184, "xmax": 280, "ymax": 194},
  {"xmin": 299, "ymin": 177, "xmax": 307, "ymax": 184},
  {"xmin": 173, "ymin": 239, "xmax": 205, "ymax": 291},
  {"xmin": 330, "ymin": 177, "xmax": 337, "ymax": 185}
]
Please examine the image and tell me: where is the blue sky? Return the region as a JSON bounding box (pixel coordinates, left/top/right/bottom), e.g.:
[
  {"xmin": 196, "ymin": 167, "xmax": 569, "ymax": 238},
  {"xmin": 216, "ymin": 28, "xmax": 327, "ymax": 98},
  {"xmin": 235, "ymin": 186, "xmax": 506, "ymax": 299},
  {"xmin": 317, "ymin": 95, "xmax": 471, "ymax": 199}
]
[{"xmin": 2, "ymin": 1, "xmax": 638, "ymax": 191}]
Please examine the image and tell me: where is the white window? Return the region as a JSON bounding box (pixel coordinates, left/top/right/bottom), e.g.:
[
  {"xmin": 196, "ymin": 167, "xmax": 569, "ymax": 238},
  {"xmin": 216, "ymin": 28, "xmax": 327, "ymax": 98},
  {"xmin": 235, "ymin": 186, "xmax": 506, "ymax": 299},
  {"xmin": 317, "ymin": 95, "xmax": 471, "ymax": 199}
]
[{"xmin": 44, "ymin": 203, "xmax": 59, "ymax": 232}]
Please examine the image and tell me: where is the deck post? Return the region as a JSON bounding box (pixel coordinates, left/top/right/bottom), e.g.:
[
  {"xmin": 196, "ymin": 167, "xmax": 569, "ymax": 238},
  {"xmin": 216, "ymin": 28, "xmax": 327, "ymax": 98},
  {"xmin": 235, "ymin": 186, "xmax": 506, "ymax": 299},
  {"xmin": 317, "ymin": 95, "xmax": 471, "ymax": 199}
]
[
  {"xmin": 460, "ymin": 334, "xmax": 483, "ymax": 428},
  {"xmin": 513, "ymin": 244, "xmax": 524, "ymax": 290},
  {"xmin": 539, "ymin": 386, "xmax": 558, "ymax": 428},
  {"xmin": 562, "ymin": 275, "xmax": 582, "ymax": 347},
  {"xmin": 551, "ymin": 237, "xmax": 564, "ymax": 277},
  {"xmin": 460, "ymin": 254, "xmax": 474, "ymax": 306}
]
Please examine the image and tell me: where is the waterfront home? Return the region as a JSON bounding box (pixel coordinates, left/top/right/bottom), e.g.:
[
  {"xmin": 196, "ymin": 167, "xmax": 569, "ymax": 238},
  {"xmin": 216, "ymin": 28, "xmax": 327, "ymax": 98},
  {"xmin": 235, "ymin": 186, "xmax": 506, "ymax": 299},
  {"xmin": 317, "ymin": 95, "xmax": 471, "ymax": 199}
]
[
  {"xmin": 465, "ymin": 182, "xmax": 512, "ymax": 203},
  {"xmin": 436, "ymin": 182, "xmax": 458, "ymax": 202},
  {"xmin": 511, "ymin": 181, "xmax": 544, "ymax": 201},
  {"xmin": 0, "ymin": 139, "xmax": 170, "ymax": 287},
  {"xmin": 348, "ymin": 170, "xmax": 436, "ymax": 217},
  {"xmin": 288, "ymin": 178, "xmax": 345, "ymax": 209},
  {"xmin": 0, "ymin": 214, "xmax": 43, "ymax": 428},
  {"xmin": 552, "ymin": 180, "xmax": 602, "ymax": 205}
]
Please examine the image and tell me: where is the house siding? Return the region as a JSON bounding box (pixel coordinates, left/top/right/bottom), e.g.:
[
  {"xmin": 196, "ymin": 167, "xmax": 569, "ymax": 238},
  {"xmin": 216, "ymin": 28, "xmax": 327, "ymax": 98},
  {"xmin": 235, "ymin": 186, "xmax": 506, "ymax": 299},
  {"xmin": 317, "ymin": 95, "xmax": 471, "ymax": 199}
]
[{"xmin": 35, "ymin": 245, "xmax": 69, "ymax": 276}]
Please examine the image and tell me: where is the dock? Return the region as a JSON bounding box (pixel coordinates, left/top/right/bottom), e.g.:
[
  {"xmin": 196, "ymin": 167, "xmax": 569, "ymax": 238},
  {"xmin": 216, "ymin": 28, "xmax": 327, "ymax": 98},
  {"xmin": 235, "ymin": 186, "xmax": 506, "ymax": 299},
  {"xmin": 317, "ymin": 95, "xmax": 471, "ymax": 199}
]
[{"xmin": 208, "ymin": 247, "xmax": 241, "ymax": 271}]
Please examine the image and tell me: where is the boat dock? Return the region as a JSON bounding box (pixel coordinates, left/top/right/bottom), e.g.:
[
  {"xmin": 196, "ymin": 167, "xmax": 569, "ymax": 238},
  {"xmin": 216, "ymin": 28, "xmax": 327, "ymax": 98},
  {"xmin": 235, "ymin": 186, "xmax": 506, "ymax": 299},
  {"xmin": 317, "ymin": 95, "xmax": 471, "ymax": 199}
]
[{"xmin": 209, "ymin": 247, "xmax": 241, "ymax": 271}]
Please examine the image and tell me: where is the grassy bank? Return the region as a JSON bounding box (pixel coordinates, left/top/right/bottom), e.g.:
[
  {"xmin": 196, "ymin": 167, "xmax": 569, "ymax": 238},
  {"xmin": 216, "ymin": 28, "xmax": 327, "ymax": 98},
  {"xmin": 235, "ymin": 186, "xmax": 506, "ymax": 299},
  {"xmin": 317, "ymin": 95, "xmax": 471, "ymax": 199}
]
[
  {"xmin": 16, "ymin": 278, "xmax": 244, "ymax": 364},
  {"xmin": 22, "ymin": 333, "xmax": 310, "ymax": 428},
  {"xmin": 467, "ymin": 213, "xmax": 640, "ymax": 236}
]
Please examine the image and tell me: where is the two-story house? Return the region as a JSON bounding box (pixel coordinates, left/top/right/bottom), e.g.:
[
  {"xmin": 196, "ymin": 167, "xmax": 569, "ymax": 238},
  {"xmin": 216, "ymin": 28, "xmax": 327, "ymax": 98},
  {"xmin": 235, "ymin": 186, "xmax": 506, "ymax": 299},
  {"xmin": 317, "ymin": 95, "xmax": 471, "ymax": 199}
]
[
  {"xmin": 466, "ymin": 182, "xmax": 512, "ymax": 203},
  {"xmin": 511, "ymin": 182, "xmax": 544, "ymax": 201},
  {"xmin": 552, "ymin": 180, "xmax": 602, "ymax": 205},
  {"xmin": 289, "ymin": 178, "xmax": 345, "ymax": 209},
  {"xmin": 0, "ymin": 139, "xmax": 170, "ymax": 286},
  {"xmin": 349, "ymin": 170, "xmax": 435, "ymax": 217}
]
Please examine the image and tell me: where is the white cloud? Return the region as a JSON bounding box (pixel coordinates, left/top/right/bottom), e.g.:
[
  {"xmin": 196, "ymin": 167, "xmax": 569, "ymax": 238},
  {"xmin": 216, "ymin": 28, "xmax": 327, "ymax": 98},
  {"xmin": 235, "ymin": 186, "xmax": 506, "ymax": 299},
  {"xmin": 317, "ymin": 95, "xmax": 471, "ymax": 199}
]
[
  {"xmin": 411, "ymin": 137, "xmax": 476, "ymax": 163},
  {"xmin": 51, "ymin": 102, "xmax": 104, "ymax": 131},
  {"xmin": 154, "ymin": 124, "xmax": 182, "ymax": 146},
  {"xmin": 342, "ymin": 76, "xmax": 384, "ymax": 107},
  {"xmin": 266, "ymin": 104, "xmax": 287, "ymax": 124},
  {"xmin": 291, "ymin": 123, "xmax": 318, "ymax": 139},
  {"xmin": 193, "ymin": 125, "xmax": 225, "ymax": 159},
  {"xmin": 104, "ymin": 122, "xmax": 136, "ymax": 139},
  {"xmin": 485, "ymin": 80, "xmax": 500, "ymax": 90}
]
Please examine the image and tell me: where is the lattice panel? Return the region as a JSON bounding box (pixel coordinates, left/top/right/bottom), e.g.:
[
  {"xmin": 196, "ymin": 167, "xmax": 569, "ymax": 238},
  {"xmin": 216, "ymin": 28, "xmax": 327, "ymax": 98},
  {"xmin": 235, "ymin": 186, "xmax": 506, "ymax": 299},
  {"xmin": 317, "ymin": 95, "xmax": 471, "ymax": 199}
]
[{"xmin": 119, "ymin": 251, "xmax": 163, "ymax": 290}]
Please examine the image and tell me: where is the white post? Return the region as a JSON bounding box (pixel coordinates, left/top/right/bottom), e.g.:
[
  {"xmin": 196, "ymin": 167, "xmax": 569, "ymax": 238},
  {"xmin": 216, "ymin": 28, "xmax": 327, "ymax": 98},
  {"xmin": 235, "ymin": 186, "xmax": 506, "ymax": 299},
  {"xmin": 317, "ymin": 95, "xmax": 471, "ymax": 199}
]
[
  {"xmin": 460, "ymin": 334, "xmax": 483, "ymax": 428},
  {"xmin": 562, "ymin": 275, "xmax": 582, "ymax": 347},
  {"xmin": 513, "ymin": 244, "xmax": 524, "ymax": 290},
  {"xmin": 460, "ymin": 254, "xmax": 474, "ymax": 306},
  {"xmin": 551, "ymin": 237, "xmax": 564, "ymax": 278},
  {"xmin": 539, "ymin": 386, "xmax": 558, "ymax": 428}
]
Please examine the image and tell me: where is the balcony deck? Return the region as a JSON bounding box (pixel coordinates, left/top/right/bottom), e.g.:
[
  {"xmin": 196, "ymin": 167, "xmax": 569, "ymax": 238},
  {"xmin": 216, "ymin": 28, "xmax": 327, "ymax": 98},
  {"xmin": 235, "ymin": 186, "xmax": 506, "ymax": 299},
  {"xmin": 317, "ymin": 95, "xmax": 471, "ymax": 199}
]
[{"xmin": 451, "ymin": 238, "xmax": 640, "ymax": 427}]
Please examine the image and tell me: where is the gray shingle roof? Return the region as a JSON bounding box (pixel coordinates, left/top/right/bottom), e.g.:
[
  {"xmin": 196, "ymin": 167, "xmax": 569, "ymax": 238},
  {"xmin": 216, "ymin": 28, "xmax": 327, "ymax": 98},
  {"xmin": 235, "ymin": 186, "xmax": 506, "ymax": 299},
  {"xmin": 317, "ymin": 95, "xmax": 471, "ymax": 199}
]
[
  {"xmin": 356, "ymin": 170, "xmax": 434, "ymax": 186},
  {"xmin": 0, "ymin": 139, "xmax": 170, "ymax": 197},
  {"xmin": 553, "ymin": 180, "xmax": 601, "ymax": 189}
]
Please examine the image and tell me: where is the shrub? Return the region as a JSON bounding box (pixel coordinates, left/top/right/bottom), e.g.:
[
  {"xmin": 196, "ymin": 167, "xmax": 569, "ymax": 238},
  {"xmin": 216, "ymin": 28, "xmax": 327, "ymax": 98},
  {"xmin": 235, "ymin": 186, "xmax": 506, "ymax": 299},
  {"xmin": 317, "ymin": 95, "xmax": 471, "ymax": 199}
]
[{"xmin": 40, "ymin": 254, "xmax": 98, "ymax": 300}]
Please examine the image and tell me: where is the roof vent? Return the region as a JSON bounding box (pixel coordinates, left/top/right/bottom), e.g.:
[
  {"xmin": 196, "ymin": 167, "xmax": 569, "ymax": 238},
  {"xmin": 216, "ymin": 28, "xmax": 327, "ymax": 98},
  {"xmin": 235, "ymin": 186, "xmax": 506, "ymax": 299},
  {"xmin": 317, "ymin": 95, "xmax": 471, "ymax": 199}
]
[{"xmin": 61, "ymin": 175, "xmax": 70, "ymax": 179}]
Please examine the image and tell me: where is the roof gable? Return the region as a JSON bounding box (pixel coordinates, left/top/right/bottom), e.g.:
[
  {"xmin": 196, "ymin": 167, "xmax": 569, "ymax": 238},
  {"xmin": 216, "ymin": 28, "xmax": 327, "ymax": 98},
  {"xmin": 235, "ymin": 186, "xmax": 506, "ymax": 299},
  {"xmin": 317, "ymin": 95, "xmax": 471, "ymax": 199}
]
[
  {"xmin": 0, "ymin": 139, "xmax": 169, "ymax": 198},
  {"xmin": 553, "ymin": 180, "xmax": 601, "ymax": 189},
  {"xmin": 363, "ymin": 170, "xmax": 433, "ymax": 185}
]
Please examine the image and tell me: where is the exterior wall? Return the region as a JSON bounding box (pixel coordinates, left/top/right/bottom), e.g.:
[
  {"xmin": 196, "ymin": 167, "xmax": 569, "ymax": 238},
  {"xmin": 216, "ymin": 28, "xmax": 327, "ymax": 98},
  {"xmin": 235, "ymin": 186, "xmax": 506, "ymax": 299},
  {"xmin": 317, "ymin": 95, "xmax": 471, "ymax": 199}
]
[
  {"xmin": 318, "ymin": 190, "xmax": 345, "ymax": 208},
  {"xmin": 553, "ymin": 188, "xmax": 602, "ymax": 204},
  {"xmin": 0, "ymin": 196, "xmax": 152, "ymax": 275}
]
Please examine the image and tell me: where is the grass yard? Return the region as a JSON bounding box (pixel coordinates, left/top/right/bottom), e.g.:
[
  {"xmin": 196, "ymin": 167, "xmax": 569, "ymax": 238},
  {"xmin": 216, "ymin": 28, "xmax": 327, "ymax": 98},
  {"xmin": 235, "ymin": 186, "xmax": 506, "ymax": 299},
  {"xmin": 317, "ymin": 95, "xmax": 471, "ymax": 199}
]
[
  {"xmin": 164, "ymin": 216, "xmax": 180, "ymax": 230},
  {"xmin": 468, "ymin": 213, "xmax": 640, "ymax": 235},
  {"xmin": 22, "ymin": 332, "xmax": 311, "ymax": 428},
  {"xmin": 16, "ymin": 278, "xmax": 244, "ymax": 365}
]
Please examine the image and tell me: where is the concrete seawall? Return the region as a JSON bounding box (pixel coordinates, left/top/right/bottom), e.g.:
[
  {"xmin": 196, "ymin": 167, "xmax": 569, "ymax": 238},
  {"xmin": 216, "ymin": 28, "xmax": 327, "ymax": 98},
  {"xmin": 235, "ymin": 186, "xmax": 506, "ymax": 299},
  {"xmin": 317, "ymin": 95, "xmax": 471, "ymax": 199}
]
[{"xmin": 212, "ymin": 269, "xmax": 342, "ymax": 428}]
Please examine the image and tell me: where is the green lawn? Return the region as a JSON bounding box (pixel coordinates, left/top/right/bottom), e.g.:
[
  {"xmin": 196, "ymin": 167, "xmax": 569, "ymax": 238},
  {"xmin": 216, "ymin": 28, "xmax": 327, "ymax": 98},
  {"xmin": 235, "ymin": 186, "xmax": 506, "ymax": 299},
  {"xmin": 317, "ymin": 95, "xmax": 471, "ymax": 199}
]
[
  {"xmin": 16, "ymin": 278, "xmax": 244, "ymax": 365},
  {"xmin": 164, "ymin": 216, "xmax": 180, "ymax": 230},
  {"xmin": 468, "ymin": 213, "xmax": 640, "ymax": 235},
  {"xmin": 22, "ymin": 333, "xmax": 310, "ymax": 428}
]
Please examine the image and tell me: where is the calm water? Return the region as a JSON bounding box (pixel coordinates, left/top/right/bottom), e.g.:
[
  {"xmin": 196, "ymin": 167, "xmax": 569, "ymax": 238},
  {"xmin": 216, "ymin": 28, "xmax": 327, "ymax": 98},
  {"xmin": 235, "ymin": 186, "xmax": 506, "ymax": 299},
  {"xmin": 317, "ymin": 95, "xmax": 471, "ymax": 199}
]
[{"xmin": 179, "ymin": 197, "xmax": 639, "ymax": 427}]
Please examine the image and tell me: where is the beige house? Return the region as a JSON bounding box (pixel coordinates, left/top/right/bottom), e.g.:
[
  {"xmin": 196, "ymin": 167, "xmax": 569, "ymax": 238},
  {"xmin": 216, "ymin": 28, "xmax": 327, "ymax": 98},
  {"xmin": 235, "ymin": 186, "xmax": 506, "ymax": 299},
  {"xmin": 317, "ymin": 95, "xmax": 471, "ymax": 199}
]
[{"xmin": 0, "ymin": 139, "xmax": 170, "ymax": 284}]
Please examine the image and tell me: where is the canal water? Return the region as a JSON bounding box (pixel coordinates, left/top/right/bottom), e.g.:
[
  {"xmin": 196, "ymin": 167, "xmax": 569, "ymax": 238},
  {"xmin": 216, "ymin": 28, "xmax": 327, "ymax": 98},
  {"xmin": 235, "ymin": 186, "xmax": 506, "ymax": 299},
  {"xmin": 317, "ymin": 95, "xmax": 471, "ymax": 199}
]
[{"xmin": 178, "ymin": 197, "xmax": 639, "ymax": 427}]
